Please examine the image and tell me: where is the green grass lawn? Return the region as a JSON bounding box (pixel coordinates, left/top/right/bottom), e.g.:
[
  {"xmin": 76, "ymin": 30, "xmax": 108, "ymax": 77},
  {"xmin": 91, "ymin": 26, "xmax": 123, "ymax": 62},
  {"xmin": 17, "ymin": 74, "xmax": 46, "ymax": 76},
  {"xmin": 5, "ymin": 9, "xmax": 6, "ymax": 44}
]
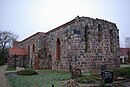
[
  {"xmin": 6, "ymin": 67, "xmax": 16, "ymax": 71},
  {"xmin": 8, "ymin": 69, "xmax": 71, "ymax": 87},
  {"xmin": 120, "ymin": 64, "xmax": 130, "ymax": 67}
]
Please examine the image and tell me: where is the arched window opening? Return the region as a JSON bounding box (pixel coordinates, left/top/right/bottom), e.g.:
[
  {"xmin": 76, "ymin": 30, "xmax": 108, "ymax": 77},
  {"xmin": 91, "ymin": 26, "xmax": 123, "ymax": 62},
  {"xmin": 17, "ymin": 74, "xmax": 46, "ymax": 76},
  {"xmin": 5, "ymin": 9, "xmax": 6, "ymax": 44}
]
[
  {"xmin": 28, "ymin": 45, "xmax": 30, "ymax": 58},
  {"xmin": 56, "ymin": 38, "xmax": 61, "ymax": 61},
  {"xmin": 32, "ymin": 44, "xmax": 35, "ymax": 54},
  {"xmin": 110, "ymin": 30, "xmax": 113, "ymax": 52},
  {"xmin": 85, "ymin": 25, "xmax": 89, "ymax": 52},
  {"xmin": 98, "ymin": 24, "xmax": 102, "ymax": 42},
  {"xmin": 47, "ymin": 54, "xmax": 52, "ymax": 69},
  {"xmin": 49, "ymin": 55, "xmax": 52, "ymax": 58}
]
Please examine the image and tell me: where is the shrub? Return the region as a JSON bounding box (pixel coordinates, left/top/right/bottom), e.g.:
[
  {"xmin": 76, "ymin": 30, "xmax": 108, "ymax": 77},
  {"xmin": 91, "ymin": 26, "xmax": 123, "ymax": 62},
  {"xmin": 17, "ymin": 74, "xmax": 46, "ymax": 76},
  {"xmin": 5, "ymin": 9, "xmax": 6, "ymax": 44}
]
[
  {"xmin": 17, "ymin": 69, "xmax": 38, "ymax": 75},
  {"xmin": 0, "ymin": 60, "xmax": 4, "ymax": 65}
]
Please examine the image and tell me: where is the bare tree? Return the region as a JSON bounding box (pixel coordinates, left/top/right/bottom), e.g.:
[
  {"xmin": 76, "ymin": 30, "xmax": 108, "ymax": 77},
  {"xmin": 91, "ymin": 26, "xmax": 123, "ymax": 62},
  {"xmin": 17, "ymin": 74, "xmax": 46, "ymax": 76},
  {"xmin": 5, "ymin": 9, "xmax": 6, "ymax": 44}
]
[{"xmin": 0, "ymin": 31, "xmax": 18, "ymax": 64}]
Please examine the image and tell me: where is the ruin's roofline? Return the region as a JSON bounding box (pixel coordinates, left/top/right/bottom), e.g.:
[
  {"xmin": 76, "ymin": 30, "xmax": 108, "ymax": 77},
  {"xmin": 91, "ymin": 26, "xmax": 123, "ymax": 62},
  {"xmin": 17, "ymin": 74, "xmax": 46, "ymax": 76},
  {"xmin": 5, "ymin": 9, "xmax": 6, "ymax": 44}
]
[
  {"xmin": 19, "ymin": 32, "xmax": 45, "ymax": 43},
  {"xmin": 19, "ymin": 16, "xmax": 117, "ymax": 43},
  {"xmin": 19, "ymin": 19, "xmax": 76, "ymax": 43},
  {"xmin": 46, "ymin": 19, "xmax": 76, "ymax": 34}
]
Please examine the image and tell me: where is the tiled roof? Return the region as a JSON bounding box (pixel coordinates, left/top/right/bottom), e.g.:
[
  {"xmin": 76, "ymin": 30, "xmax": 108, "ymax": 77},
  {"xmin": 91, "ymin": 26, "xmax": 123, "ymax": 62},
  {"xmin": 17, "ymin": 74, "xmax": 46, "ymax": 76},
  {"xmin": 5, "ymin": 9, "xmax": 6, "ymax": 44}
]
[
  {"xmin": 9, "ymin": 48, "xmax": 27, "ymax": 55},
  {"xmin": 120, "ymin": 48, "xmax": 130, "ymax": 55}
]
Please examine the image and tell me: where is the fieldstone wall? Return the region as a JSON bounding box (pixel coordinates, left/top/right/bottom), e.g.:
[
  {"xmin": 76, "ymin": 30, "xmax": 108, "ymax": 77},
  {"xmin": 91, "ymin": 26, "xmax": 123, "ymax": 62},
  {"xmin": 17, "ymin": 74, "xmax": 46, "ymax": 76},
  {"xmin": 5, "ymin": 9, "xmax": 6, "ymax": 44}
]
[
  {"xmin": 17, "ymin": 32, "xmax": 46, "ymax": 68},
  {"xmin": 13, "ymin": 16, "xmax": 120, "ymax": 72},
  {"xmin": 8, "ymin": 55, "xmax": 28, "ymax": 68},
  {"xmin": 46, "ymin": 16, "xmax": 120, "ymax": 72}
]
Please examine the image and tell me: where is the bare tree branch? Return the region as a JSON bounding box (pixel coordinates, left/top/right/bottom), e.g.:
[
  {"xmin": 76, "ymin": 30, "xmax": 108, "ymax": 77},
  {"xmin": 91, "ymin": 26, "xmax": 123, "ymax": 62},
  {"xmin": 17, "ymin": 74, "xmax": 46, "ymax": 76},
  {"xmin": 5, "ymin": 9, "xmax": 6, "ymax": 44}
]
[{"xmin": 0, "ymin": 31, "xmax": 18, "ymax": 51}]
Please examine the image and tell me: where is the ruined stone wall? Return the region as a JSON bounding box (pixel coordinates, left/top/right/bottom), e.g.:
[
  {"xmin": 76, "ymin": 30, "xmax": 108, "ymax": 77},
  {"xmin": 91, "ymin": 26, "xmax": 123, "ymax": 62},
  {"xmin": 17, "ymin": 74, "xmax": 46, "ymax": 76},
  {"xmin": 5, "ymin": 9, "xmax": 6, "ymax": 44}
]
[
  {"xmin": 46, "ymin": 20, "xmax": 77, "ymax": 70},
  {"xmin": 17, "ymin": 32, "xmax": 46, "ymax": 67},
  {"xmin": 13, "ymin": 16, "xmax": 119, "ymax": 72},
  {"xmin": 8, "ymin": 55, "xmax": 28, "ymax": 68},
  {"xmin": 18, "ymin": 32, "xmax": 46, "ymax": 53},
  {"xmin": 46, "ymin": 17, "xmax": 120, "ymax": 72}
]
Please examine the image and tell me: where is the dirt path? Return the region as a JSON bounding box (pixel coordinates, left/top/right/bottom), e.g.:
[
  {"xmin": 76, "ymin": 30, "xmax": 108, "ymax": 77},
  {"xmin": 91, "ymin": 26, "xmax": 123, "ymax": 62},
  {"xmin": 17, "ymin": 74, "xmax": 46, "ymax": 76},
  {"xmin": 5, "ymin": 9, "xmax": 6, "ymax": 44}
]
[{"xmin": 0, "ymin": 65, "xmax": 10, "ymax": 87}]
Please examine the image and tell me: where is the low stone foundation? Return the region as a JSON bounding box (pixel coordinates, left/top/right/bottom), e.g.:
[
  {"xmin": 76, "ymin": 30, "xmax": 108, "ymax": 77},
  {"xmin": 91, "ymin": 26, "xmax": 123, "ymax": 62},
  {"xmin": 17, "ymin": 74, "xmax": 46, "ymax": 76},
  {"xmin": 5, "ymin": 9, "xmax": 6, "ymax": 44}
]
[{"xmin": 8, "ymin": 55, "xmax": 28, "ymax": 68}]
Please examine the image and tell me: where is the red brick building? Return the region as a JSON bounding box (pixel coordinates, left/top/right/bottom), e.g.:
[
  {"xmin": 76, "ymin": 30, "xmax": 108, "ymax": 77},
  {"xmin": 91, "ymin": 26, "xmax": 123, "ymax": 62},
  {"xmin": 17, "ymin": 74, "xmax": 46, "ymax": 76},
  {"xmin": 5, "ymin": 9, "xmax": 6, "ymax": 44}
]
[{"xmin": 120, "ymin": 48, "xmax": 130, "ymax": 64}]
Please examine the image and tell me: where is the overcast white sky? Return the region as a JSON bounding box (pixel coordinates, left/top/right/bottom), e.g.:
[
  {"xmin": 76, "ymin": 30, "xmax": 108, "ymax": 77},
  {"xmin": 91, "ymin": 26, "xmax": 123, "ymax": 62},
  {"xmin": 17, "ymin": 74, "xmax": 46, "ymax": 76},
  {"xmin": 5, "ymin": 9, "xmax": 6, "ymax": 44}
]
[{"xmin": 0, "ymin": 0, "xmax": 130, "ymax": 47}]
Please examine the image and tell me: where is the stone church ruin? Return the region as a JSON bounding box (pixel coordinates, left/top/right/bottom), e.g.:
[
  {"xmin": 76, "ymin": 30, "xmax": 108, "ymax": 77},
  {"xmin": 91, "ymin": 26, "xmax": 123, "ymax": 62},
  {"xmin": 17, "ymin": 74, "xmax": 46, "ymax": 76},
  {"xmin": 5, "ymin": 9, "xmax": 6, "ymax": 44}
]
[{"xmin": 8, "ymin": 16, "xmax": 120, "ymax": 72}]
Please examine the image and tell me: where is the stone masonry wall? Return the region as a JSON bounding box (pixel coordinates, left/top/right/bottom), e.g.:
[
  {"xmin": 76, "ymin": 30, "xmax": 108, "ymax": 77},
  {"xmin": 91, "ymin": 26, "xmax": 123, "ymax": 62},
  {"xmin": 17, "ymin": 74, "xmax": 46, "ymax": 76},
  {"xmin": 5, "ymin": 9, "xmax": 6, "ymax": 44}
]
[
  {"xmin": 46, "ymin": 16, "xmax": 120, "ymax": 72},
  {"xmin": 17, "ymin": 32, "xmax": 46, "ymax": 68},
  {"xmin": 13, "ymin": 16, "xmax": 120, "ymax": 72},
  {"xmin": 8, "ymin": 55, "xmax": 27, "ymax": 68}
]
